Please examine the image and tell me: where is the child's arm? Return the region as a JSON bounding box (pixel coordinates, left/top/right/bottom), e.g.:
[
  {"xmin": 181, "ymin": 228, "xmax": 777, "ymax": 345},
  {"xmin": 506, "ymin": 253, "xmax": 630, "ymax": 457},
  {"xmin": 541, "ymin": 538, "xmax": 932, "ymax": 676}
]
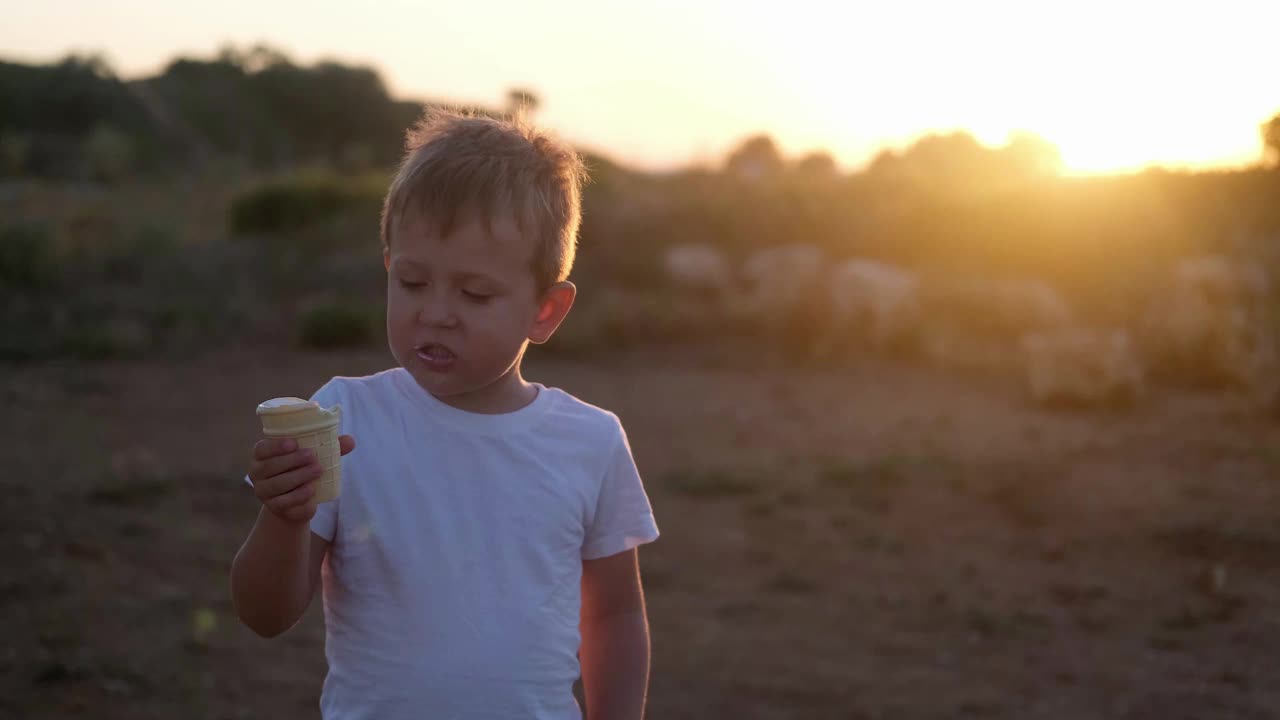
[
  {"xmin": 580, "ymin": 548, "xmax": 651, "ymax": 720},
  {"xmin": 230, "ymin": 511, "xmax": 330, "ymax": 637},
  {"xmin": 230, "ymin": 435, "xmax": 352, "ymax": 637}
]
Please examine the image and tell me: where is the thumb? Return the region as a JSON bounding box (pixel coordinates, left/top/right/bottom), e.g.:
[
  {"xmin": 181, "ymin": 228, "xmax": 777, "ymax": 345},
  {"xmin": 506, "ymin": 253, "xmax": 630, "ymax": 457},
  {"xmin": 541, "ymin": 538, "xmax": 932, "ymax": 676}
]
[{"xmin": 338, "ymin": 434, "xmax": 357, "ymax": 456}]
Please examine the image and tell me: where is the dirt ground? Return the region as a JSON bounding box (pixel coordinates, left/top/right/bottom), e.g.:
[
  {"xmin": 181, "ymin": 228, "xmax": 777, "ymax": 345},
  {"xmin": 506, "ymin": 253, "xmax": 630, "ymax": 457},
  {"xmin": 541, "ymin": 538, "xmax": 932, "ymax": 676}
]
[{"xmin": 4, "ymin": 345, "xmax": 1280, "ymax": 720}]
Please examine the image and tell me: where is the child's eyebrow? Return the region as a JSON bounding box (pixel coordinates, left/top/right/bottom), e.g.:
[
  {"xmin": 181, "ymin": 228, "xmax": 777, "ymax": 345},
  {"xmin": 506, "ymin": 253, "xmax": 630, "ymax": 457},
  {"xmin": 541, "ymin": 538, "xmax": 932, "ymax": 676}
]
[
  {"xmin": 391, "ymin": 258, "xmax": 503, "ymax": 285},
  {"xmin": 453, "ymin": 270, "xmax": 503, "ymax": 286},
  {"xmin": 391, "ymin": 258, "xmax": 429, "ymax": 272}
]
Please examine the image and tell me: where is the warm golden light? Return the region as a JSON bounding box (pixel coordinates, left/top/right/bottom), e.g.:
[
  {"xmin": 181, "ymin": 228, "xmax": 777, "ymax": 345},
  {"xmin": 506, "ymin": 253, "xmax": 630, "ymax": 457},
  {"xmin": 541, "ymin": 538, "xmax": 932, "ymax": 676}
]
[{"xmin": 2, "ymin": 0, "xmax": 1276, "ymax": 174}]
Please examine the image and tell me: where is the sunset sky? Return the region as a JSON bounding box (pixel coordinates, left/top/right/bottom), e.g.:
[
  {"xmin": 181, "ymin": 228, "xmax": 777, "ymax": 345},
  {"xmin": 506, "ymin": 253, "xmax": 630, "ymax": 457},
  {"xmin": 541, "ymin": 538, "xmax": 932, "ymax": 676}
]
[{"xmin": 3, "ymin": 0, "xmax": 1277, "ymax": 174}]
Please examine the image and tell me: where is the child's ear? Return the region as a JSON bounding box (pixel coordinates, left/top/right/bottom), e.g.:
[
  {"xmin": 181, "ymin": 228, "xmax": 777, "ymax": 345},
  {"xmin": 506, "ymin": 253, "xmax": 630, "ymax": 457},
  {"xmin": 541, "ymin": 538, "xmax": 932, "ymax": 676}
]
[
  {"xmin": 383, "ymin": 250, "xmax": 390, "ymax": 272},
  {"xmin": 528, "ymin": 281, "xmax": 576, "ymax": 345}
]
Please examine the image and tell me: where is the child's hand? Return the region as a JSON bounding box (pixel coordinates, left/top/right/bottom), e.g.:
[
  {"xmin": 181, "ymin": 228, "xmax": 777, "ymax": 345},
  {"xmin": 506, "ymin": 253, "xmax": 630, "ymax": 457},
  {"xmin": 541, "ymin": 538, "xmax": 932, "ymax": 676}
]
[{"xmin": 248, "ymin": 435, "xmax": 356, "ymax": 524}]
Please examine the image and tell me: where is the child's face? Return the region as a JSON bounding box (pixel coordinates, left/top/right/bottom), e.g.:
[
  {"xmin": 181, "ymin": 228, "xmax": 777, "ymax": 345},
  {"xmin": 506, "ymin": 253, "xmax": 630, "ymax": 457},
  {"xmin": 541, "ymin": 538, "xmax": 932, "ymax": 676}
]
[{"xmin": 384, "ymin": 211, "xmax": 571, "ymax": 410}]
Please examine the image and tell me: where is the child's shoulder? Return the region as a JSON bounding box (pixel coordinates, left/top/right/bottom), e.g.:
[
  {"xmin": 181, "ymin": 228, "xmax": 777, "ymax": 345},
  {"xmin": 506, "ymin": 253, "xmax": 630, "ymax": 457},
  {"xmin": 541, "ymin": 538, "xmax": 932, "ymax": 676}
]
[
  {"xmin": 311, "ymin": 367, "xmax": 404, "ymax": 404},
  {"xmin": 537, "ymin": 384, "xmax": 626, "ymax": 436}
]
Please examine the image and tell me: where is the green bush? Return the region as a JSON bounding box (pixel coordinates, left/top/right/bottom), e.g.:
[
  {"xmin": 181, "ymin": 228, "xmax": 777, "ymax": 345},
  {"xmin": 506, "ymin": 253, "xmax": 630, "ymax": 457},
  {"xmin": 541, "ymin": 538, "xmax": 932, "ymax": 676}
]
[
  {"xmin": 100, "ymin": 223, "xmax": 181, "ymax": 284},
  {"xmin": 298, "ymin": 300, "xmax": 380, "ymax": 349},
  {"xmin": 59, "ymin": 320, "xmax": 149, "ymax": 361},
  {"xmin": 665, "ymin": 468, "xmax": 762, "ymax": 498},
  {"xmin": 0, "ymin": 133, "xmax": 30, "ymax": 175},
  {"xmin": 2, "ymin": 300, "xmax": 150, "ymax": 363},
  {"xmin": 58, "ymin": 300, "xmax": 150, "ymax": 360},
  {"xmin": 0, "ymin": 295, "xmax": 59, "ymax": 361},
  {"xmin": 542, "ymin": 290, "xmax": 728, "ymax": 356},
  {"xmin": 84, "ymin": 125, "xmax": 136, "ymax": 183},
  {"xmin": 229, "ymin": 171, "xmax": 384, "ymax": 238},
  {"xmin": 0, "ymin": 223, "xmax": 59, "ymax": 290},
  {"xmin": 0, "ymin": 233, "xmax": 259, "ymax": 363},
  {"xmin": 146, "ymin": 295, "xmax": 247, "ymax": 350}
]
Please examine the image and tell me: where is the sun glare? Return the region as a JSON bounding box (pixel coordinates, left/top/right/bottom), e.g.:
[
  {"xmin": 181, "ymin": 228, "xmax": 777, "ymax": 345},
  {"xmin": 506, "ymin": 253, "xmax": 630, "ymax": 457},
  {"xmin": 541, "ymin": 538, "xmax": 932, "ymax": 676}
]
[
  {"xmin": 2, "ymin": 0, "xmax": 1276, "ymax": 174},
  {"xmin": 749, "ymin": 1, "xmax": 1275, "ymax": 175}
]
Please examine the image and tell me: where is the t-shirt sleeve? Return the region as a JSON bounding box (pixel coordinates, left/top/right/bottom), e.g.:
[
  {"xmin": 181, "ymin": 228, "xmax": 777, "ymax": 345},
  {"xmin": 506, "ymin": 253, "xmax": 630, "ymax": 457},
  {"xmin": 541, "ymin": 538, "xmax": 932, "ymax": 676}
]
[
  {"xmin": 582, "ymin": 416, "xmax": 660, "ymax": 560},
  {"xmin": 241, "ymin": 378, "xmax": 344, "ymax": 542}
]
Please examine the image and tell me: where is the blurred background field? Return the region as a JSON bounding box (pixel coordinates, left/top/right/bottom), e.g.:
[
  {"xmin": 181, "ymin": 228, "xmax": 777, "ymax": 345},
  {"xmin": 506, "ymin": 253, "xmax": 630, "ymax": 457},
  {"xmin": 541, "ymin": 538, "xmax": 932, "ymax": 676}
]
[
  {"xmin": 4, "ymin": 10, "xmax": 1280, "ymax": 718},
  {"xmin": 3, "ymin": 49, "xmax": 1280, "ymax": 382}
]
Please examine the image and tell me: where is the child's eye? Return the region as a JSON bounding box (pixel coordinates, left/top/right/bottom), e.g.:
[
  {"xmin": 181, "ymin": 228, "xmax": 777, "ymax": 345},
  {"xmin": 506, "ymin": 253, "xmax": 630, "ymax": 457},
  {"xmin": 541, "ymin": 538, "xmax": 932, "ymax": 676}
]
[
  {"xmin": 462, "ymin": 290, "xmax": 493, "ymax": 303},
  {"xmin": 398, "ymin": 279, "xmax": 426, "ymax": 291}
]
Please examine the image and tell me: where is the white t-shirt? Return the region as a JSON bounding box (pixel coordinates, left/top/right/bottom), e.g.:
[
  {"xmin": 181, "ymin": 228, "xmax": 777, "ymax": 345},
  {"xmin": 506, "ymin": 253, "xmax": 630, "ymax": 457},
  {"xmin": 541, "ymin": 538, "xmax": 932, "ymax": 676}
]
[{"xmin": 253, "ymin": 368, "xmax": 660, "ymax": 720}]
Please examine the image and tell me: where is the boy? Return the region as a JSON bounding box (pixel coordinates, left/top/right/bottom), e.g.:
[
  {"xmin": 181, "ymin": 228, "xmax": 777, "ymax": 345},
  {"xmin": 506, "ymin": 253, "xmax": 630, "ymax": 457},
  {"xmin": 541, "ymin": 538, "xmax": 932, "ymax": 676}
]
[{"xmin": 231, "ymin": 109, "xmax": 660, "ymax": 720}]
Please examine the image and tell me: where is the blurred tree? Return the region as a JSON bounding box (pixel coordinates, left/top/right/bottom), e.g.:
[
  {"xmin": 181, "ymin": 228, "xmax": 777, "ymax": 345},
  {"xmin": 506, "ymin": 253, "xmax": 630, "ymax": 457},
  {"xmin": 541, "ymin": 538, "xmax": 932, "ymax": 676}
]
[
  {"xmin": 863, "ymin": 130, "xmax": 1059, "ymax": 200},
  {"xmin": 1000, "ymin": 131, "xmax": 1062, "ymax": 177},
  {"xmin": 0, "ymin": 55, "xmax": 147, "ymax": 136},
  {"xmin": 217, "ymin": 43, "xmax": 292, "ymax": 73},
  {"xmin": 0, "ymin": 49, "xmax": 510, "ymax": 176},
  {"xmin": 1262, "ymin": 113, "xmax": 1280, "ymax": 166},
  {"xmin": 0, "ymin": 55, "xmax": 156, "ymax": 177},
  {"xmin": 725, "ymin": 134, "xmax": 784, "ymax": 181},
  {"xmin": 152, "ymin": 46, "xmax": 410, "ymax": 168},
  {"xmin": 795, "ymin": 151, "xmax": 839, "ymax": 179},
  {"xmin": 865, "ymin": 148, "xmax": 901, "ymax": 176},
  {"xmin": 337, "ymin": 141, "xmax": 376, "ymax": 173},
  {"xmin": 64, "ymin": 52, "xmax": 117, "ymax": 80},
  {"xmin": 901, "ymin": 131, "xmax": 988, "ymax": 179},
  {"xmin": 155, "ymin": 54, "xmax": 274, "ymax": 161},
  {"xmin": 507, "ymin": 88, "xmax": 540, "ymax": 117}
]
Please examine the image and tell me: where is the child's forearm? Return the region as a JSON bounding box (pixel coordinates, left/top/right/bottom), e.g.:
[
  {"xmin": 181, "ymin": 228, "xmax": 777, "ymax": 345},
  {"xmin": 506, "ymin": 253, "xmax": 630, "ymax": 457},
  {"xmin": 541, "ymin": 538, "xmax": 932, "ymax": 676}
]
[
  {"xmin": 580, "ymin": 610, "xmax": 651, "ymax": 720},
  {"xmin": 229, "ymin": 508, "xmax": 315, "ymax": 637}
]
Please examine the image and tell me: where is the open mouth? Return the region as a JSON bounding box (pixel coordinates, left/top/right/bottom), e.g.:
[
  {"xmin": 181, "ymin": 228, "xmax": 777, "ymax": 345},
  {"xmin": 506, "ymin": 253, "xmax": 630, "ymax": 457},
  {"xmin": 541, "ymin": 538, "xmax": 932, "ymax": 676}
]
[{"xmin": 415, "ymin": 342, "xmax": 457, "ymax": 370}]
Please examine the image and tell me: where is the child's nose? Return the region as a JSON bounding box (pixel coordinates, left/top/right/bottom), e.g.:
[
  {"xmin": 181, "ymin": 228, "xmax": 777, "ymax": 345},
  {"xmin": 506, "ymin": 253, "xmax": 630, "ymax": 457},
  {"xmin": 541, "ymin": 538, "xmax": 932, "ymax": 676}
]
[{"xmin": 417, "ymin": 297, "xmax": 459, "ymax": 328}]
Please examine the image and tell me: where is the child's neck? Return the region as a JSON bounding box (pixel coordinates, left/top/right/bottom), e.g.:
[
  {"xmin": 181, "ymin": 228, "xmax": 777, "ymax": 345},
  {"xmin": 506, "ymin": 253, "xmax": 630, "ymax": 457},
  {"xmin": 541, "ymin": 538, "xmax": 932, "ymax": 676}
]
[{"xmin": 431, "ymin": 366, "xmax": 538, "ymax": 415}]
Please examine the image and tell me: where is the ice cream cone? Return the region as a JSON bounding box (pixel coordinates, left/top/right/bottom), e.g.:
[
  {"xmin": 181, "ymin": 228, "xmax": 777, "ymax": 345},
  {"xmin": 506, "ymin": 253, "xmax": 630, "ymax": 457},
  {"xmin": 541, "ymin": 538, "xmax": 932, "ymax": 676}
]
[{"xmin": 256, "ymin": 397, "xmax": 343, "ymax": 503}]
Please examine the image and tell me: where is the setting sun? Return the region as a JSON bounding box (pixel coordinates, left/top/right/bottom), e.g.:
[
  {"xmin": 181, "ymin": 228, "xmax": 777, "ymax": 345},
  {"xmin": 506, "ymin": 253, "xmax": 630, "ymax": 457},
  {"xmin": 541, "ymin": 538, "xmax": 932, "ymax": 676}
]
[
  {"xmin": 2, "ymin": 0, "xmax": 1277, "ymax": 173},
  {"xmin": 758, "ymin": 1, "xmax": 1276, "ymax": 174}
]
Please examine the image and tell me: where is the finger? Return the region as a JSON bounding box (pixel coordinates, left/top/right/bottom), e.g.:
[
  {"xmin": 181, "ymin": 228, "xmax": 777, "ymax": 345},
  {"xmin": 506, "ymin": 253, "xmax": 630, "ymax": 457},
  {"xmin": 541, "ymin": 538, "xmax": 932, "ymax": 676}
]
[
  {"xmin": 253, "ymin": 437, "xmax": 298, "ymax": 462},
  {"xmin": 265, "ymin": 478, "xmax": 317, "ymax": 516},
  {"xmin": 339, "ymin": 435, "xmax": 356, "ymax": 456},
  {"xmin": 251, "ymin": 448, "xmax": 318, "ymax": 483},
  {"xmin": 254, "ymin": 462, "xmax": 323, "ymax": 500}
]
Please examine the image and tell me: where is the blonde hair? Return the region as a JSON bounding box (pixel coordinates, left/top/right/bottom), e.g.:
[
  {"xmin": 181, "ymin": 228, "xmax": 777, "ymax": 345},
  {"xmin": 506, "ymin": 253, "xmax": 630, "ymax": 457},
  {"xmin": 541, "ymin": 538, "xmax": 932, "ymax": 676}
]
[{"xmin": 380, "ymin": 108, "xmax": 587, "ymax": 291}]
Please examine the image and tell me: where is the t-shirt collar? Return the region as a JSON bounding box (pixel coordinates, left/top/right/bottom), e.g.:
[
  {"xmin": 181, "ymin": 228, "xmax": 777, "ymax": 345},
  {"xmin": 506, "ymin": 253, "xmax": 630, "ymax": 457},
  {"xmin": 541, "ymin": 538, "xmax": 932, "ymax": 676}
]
[{"xmin": 390, "ymin": 368, "xmax": 554, "ymax": 435}]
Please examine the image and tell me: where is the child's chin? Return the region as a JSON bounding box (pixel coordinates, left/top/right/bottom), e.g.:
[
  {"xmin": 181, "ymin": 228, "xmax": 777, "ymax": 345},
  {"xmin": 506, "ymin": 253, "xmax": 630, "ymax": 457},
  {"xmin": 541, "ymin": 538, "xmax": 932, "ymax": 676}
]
[
  {"xmin": 412, "ymin": 370, "xmax": 478, "ymax": 398},
  {"xmin": 412, "ymin": 371, "xmax": 456, "ymax": 392}
]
